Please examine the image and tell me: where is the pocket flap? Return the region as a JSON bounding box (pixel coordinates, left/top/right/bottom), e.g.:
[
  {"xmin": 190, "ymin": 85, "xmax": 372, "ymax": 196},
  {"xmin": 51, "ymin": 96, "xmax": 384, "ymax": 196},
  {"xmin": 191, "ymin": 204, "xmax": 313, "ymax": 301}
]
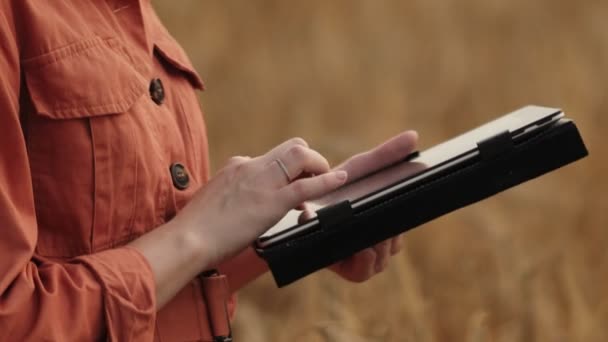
[{"xmin": 23, "ymin": 37, "xmax": 147, "ymax": 119}]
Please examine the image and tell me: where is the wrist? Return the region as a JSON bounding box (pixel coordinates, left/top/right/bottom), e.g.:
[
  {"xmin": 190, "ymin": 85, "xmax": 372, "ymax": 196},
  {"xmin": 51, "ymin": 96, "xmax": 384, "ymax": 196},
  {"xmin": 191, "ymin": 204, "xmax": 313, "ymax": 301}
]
[
  {"xmin": 128, "ymin": 217, "xmax": 217, "ymax": 308},
  {"xmin": 166, "ymin": 217, "xmax": 216, "ymax": 271}
]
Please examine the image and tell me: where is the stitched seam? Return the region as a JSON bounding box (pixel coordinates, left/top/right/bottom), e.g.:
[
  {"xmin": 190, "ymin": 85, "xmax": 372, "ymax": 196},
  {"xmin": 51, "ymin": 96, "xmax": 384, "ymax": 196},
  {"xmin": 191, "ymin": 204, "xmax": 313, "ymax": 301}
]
[
  {"xmin": 30, "ymin": 138, "xmax": 44, "ymax": 254},
  {"xmin": 175, "ymin": 91, "xmax": 200, "ymax": 180},
  {"xmin": 124, "ymin": 114, "xmax": 139, "ymax": 239},
  {"xmin": 22, "ymin": 37, "xmax": 120, "ymax": 69},
  {"xmin": 48, "ymin": 80, "xmax": 144, "ymax": 117},
  {"xmin": 89, "ymin": 118, "xmax": 97, "ymax": 253}
]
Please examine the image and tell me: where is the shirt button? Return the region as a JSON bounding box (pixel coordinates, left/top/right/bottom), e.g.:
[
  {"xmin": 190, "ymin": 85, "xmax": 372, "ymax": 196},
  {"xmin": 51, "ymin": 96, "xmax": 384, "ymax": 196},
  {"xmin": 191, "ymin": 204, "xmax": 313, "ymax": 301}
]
[
  {"xmin": 149, "ymin": 78, "xmax": 165, "ymax": 105},
  {"xmin": 169, "ymin": 163, "xmax": 190, "ymax": 190}
]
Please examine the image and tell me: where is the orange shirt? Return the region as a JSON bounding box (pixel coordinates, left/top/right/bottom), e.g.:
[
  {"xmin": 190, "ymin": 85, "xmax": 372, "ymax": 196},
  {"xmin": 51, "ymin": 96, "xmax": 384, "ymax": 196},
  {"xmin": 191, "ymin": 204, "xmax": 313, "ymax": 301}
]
[{"xmin": 0, "ymin": 1, "xmax": 234, "ymax": 340}]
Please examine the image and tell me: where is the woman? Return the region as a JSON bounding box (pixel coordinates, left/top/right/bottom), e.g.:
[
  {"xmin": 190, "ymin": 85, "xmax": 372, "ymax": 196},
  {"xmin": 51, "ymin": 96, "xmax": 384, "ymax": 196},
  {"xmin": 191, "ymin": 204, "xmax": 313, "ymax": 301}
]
[{"xmin": 0, "ymin": 1, "xmax": 418, "ymax": 340}]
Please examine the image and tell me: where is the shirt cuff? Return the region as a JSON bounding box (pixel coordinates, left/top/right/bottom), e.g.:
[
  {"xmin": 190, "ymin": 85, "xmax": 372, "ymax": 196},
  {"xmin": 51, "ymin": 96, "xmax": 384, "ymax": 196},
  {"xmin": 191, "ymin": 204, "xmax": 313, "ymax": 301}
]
[{"xmin": 76, "ymin": 246, "xmax": 156, "ymax": 341}]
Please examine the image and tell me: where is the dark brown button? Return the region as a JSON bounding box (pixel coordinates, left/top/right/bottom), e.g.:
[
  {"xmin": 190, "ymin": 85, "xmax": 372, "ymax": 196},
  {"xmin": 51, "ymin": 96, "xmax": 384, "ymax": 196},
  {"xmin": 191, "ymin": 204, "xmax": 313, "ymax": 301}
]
[
  {"xmin": 149, "ymin": 78, "xmax": 165, "ymax": 105},
  {"xmin": 170, "ymin": 163, "xmax": 190, "ymax": 190}
]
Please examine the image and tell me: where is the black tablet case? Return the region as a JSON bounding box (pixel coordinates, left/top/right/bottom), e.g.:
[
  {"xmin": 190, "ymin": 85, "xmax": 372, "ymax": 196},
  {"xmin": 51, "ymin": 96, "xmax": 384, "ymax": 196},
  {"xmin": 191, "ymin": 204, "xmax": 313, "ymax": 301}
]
[{"xmin": 256, "ymin": 119, "xmax": 588, "ymax": 287}]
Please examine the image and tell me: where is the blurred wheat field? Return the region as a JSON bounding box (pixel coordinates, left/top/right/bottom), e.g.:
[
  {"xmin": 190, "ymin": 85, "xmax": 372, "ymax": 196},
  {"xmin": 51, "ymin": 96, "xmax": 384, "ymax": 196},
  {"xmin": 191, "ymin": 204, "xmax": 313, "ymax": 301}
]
[{"xmin": 153, "ymin": 1, "xmax": 607, "ymax": 341}]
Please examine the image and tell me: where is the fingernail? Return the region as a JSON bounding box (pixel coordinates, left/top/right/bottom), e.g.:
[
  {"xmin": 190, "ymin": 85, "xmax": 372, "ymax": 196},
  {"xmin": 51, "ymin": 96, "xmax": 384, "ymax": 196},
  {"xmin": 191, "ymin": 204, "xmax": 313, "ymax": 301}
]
[{"xmin": 335, "ymin": 170, "xmax": 347, "ymax": 181}]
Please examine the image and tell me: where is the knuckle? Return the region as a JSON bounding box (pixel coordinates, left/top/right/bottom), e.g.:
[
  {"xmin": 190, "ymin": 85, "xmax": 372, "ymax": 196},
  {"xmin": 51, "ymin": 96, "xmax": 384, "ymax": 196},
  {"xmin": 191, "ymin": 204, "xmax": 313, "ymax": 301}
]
[
  {"xmin": 287, "ymin": 144, "xmax": 308, "ymax": 160},
  {"xmin": 317, "ymin": 155, "xmax": 330, "ymax": 171},
  {"xmin": 290, "ymin": 137, "xmax": 308, "ymax": 148},
  {"xmin": 226, "ymin": 158, "xmax": 253, "ymax": 177},
  {"xmin": 226, "ymin": 155, "xmax": 249, "ymax": 166}
]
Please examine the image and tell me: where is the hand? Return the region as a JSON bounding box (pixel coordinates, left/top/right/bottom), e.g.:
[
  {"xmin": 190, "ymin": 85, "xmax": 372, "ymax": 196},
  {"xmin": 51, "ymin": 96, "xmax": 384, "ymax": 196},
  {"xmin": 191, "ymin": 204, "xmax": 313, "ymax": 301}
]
[
  {"xmin": 299, "ymin": 131, "xmax": 418, "ymax": 282},
  {"xmin": 174, "ymin": 138, "xmax": 348, "ymax": 266}
]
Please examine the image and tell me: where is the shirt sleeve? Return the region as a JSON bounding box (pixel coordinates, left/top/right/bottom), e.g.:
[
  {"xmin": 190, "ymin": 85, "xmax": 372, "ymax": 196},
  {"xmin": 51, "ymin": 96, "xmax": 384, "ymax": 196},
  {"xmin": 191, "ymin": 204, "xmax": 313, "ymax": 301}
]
[{"xmin": 0, "ymin": 8, "xmax": 156, "ymax": 342}]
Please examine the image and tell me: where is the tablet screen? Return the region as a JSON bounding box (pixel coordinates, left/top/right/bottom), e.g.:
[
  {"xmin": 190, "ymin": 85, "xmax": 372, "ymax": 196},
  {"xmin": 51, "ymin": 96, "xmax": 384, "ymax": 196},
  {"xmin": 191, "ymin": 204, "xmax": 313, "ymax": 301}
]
[{"xmin": 259, "ymin": 106, "xmax": 563, "ymax": 245}]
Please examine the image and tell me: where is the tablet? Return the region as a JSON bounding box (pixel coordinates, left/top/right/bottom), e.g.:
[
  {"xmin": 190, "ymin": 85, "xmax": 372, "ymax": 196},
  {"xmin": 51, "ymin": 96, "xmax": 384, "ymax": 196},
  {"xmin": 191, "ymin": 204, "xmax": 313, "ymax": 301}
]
[{"xmin": 257, "ymin": 105, "xmax": 563, "ymax": 248}]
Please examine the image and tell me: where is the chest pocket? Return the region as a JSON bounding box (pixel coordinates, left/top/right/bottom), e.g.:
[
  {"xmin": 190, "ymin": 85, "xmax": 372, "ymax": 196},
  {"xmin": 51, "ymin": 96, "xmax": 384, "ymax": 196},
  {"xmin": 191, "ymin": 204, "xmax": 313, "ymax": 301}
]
[{"xmin": 22, "ymin": 36, "xmax": 149, "ymax": 257}]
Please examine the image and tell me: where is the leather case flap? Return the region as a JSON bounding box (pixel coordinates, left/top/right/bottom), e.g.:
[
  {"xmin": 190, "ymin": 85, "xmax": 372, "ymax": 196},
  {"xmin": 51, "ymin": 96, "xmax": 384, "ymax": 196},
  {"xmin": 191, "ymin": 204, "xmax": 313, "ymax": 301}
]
[{"xmin": 259, "ymin": 121, "xmax": 588, "ymax": 287}]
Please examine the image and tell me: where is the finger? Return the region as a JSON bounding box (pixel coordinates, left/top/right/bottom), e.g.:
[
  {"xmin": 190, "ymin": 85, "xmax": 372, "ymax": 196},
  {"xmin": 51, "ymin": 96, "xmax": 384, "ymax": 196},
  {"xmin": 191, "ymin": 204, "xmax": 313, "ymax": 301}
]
[
  {"xmin": 390, "ymin": 234, "xmax": 404, "ymax": 255},
  {"xmin": 267, "ymin": 145, "xmax": 332, "ymax": 188},
  {"xmin": 336, "ymin": 248, "xmax": 377, "ymax": 283},
  {"xmin": 373, "ymin": 240, "xmax": 392, "ymax": 272},
  {"xmin": 262, "ymin": 137, "xmax": 309, "ymax": 163},
  {"xmin": 334, "ymin": 130, "xmax": 418, "ymax": 182},
  {"xmin": 297, "ymin": 209, "xmax": 314, "ymax": 224},
  {"xmin": 280, "ymin": 171, "xmax": 348, "ymax": 208},
  {"xmin": 278, "ymin": 144, "xmax": 331, "ymax": 183}
]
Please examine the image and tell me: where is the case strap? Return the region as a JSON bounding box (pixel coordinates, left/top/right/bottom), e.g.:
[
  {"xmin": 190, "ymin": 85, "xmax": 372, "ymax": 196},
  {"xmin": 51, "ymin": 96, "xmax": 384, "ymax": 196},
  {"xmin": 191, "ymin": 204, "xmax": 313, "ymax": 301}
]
[
  {"xmin": 316, "ymin": 200, "xmax": 354, "ymax": 231},
  {"xmin": 477, "ymin": 130, "xmax": 514, "ymax": 160},
  {"xmin": 200, "ymin": 270, "xmax": 233, "ymax": 342}
]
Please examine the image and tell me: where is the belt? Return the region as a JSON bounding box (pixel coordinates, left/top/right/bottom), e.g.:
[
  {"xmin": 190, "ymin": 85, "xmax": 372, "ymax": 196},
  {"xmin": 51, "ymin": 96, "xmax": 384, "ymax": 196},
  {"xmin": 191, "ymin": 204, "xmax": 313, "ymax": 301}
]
[{"xmin": 200, "ymin": 270, "xmax": 233, "ymax": 342}]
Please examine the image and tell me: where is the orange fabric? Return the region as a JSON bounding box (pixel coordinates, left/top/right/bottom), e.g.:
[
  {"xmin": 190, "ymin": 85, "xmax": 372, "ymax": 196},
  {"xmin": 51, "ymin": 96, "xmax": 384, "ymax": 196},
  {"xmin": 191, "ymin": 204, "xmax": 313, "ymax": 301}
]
[
  {"xmin": 0, "ymin": 1, "xmax": 235, "ymax": 341},
  {"xmin": 201, "ymin": 275, "xmax": 232, "ymax": 338}
]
